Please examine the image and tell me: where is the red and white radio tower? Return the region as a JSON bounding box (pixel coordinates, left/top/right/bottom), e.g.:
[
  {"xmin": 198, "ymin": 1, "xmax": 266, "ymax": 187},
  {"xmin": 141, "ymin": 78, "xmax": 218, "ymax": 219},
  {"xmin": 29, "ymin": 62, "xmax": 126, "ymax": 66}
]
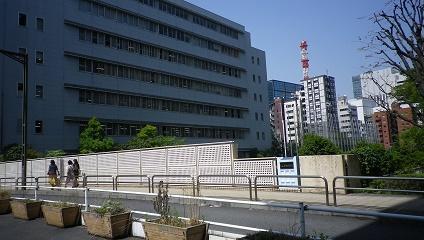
[{"xmin": 300, "ymin": 40, "xmax": 309, "ymax": 80}]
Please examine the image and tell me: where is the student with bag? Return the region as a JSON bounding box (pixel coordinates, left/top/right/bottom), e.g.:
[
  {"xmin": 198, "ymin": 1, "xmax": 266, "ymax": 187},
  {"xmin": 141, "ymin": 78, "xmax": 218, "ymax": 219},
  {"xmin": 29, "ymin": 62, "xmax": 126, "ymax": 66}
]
[
  {"xmin": 47, "ymin": 160, "xmax": 60, "ymax": 187},
  {"xmin": 72, "ymin": 159, "xmax": 80, "ymax": 188}
]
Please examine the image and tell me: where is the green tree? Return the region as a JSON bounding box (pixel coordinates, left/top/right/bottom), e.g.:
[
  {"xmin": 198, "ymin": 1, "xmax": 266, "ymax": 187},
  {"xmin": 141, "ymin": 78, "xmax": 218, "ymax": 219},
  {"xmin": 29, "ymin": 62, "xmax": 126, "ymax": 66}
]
[
  {"xmin": 126, "ymin": 125, "xmax": 183, "ymax": 149},
  {"xmin": 2, "ymin": 144, "xmax": 42, "ymax": 161},
  {"xmin": 79, "ymin": 117, "xmax": 114, "ymax": 153},
  {"xmin": 351, "ymin": 141, "xmax": 393, "ymax": 176},
  {"xmin": 45, "ymin": 149, "xmax": 66, "ymax": 157},
  {"xmin": 299, "ymin": 134, "xmax": 340, "ymax": 156},
  {"xmin": 392, "ymin": 127, "xmax": 424, "ymax": 173}
]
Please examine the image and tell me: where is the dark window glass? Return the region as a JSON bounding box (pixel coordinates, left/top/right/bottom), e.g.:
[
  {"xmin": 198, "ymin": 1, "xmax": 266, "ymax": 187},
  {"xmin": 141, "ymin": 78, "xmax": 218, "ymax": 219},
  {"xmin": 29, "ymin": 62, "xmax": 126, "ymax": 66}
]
[
  {"xmin": 36, "ymin": 18, "xmax": 44, "ymax": 31},
  {"xmin": 36, "ymin": 51, "xmax": 43, "ymax": 64},
  {"xmin": 17, "ymin": 83, "xmax": 23, "ymax": 92},
  {"xmin": 35, "ymin": 85, "xmax": 43, "ymax": 98},
  {"xmin": 35, "ymin": 120, "xmax": 43, "ymax": 134},
  {"xmin": 19, "ymin": 13, "xmax": 26, "ymax": 26}
]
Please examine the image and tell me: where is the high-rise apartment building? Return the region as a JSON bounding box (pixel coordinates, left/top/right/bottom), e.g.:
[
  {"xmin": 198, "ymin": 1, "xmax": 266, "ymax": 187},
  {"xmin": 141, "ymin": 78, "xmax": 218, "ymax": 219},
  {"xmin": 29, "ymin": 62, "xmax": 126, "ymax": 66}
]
[
  {"xmin": 267, "ymin": 80, "xmax": 303, "ymax": 105},
  {"xmin": 352, "ymin": 67, "xmax": 406, "ymax": 106},
  {"xmin": 348, "ymin": 98, "xmax": 379, "ymax": 142},
  {"xmin": 300, "ymin": 75, "xmax": 339, "ymax": 141},
  {"xmin": 0, "ymin": 0, "xmax": 271, "ymax": 154}
]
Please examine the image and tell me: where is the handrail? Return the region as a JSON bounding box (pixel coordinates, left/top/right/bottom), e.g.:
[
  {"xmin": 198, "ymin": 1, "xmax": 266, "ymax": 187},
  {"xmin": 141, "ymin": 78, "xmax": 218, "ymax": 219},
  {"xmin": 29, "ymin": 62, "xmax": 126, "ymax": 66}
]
[
  {"xmin": 151, "ymin": 175, "xmax": 195, "ymax": 196},
  {"xmin": 0, "ymin": 177, "xmax": 16, "ymax": 187},
  {"xmin": 333, "ymin": 176, "xmax": 424, "ymax": 207},
  {"xmin": 83, "ymin": 174, "xmax": 115, "ymax": 188},
  {"xmin": 196, "ymin": 175, "xmax": 252, "ymax": 201},
  {"xmin": 254, "ymin": 175, "xmax": 329, "ymax": 206},
  {"xmin": 115, "ymin": 174, "xmax": 151, "ymax": 192}
]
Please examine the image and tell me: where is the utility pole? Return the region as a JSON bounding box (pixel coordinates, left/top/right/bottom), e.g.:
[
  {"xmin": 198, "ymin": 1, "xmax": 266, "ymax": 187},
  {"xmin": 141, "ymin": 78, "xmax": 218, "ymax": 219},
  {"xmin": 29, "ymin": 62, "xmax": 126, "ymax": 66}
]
[{"xmin": 0, "ymin": 49, "xmax": 28, "ymax": 186}]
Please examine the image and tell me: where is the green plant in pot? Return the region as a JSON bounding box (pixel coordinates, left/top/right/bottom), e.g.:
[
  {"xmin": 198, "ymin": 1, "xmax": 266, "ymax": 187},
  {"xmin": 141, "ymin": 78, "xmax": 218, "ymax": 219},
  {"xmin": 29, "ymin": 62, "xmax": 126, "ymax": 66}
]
[
  {"xmin": 82, "ymin": 200, "xmax": 131, "ymax": 239},
  {"xmin": 0, "ymin": 190, "xmax": 11, "ymax": 214},
  {"xmin": 42, "ymin": 201, "xmax": 80, "ymax": 228},
  {"xmin": 142, "ymin": 181, "xmax": 208, "ymax": 240},
  {"xmin": 10, "ymin": 198, "xmax": 42, "ymax": 220}
]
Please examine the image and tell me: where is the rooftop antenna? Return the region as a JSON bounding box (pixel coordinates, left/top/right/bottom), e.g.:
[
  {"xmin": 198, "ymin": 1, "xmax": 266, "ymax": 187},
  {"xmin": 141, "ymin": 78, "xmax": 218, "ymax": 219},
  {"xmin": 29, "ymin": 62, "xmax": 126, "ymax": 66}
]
[{"xmin": 300, "ymin": 40, "xmax": 309, "ymax": 81}]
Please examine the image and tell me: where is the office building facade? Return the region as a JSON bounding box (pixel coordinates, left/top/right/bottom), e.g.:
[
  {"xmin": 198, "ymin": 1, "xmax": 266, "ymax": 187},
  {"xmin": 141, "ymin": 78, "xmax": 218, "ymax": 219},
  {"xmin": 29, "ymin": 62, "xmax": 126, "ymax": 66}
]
[
  {"xmin": 267, "ymin": 80, "xmax": 302, "ymax": 105},
  {"xmin": 0, "ymin": 0, "xmax": 271, "ymax": 154}
]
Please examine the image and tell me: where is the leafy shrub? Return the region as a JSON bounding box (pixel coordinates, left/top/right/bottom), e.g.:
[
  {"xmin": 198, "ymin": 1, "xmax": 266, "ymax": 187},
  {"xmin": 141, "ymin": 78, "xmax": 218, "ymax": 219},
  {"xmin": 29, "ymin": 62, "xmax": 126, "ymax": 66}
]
[
  {"xmin": 0, "ymin": 190, "xmax": 11, "ymax": 199},
  {"xmin": 241, "ymin": 231, "xmax": 328, "ymax": 240},
  {"xmin": 350, "ymin": 141, "xmax": 393, "ymax": 176},
  {"xmin": 45, "ymin": 150, "xmax": 66, "ymax": 157},
  {"xmin": 2, "ymin": 144, "xmax": 43, "ymax": 161},
  {"xmin": 369, "ymin": 173, "xmax": 424, "ymax": 194},
  {"xmin": 79, "ymin": 117, "xmax": 114, "ymax": 154},
  {"xmin": 299, "ymin": 134, "xmax": 340, "ymax": 156},
  {"xmin": 93, "ymin": 200, "xmax": 126, "ymax": 216},
  {"xmin": 43, "ymin": 201, "xmax": 78, "ymax": 208}
]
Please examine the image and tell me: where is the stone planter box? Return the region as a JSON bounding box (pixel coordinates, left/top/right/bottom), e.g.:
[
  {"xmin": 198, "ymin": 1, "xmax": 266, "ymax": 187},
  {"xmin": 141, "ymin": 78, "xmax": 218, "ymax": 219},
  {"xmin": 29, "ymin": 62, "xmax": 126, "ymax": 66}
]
[
  {"xmin": 82, "ymin": 211, "xmax": 131, "ymax": 239},
  {"xmin": 41, "ymin": 205, "xmax": 80, "ymax": 228},
  {"xmin": 0, "ymin": 199, "xmax": 10, "ymax": 214},
  {"xmin": 10, "ymin": 200, "xmax": 42, "ymax": 220},
  {"xmin": 143, "ymin": 219, "xmax": 208, "ymax": 240}
]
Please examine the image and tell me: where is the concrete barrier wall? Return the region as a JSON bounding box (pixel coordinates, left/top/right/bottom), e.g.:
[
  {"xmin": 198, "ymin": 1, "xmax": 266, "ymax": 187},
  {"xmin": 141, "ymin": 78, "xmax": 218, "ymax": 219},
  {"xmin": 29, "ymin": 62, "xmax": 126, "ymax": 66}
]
[{"xmin": 299, "ymin": 154, "xmax": 360, "ymax": 193}]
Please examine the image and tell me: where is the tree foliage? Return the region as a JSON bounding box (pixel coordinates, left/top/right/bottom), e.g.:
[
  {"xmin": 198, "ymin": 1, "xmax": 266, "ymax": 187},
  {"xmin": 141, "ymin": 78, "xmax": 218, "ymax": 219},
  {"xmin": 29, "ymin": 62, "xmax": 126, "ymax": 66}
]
[
  {"xmin": 1, "ymin": 144, "xmax": 42, "ymax": 161},
  {"xmin": 79, "ymin": 117, "xmax": 114, "ymax": 154},
  {"xmin": 45, "ymin": 150, "xmax": 66, "ymax": 157},
  {"xmin": 364, "ymin": 0, "xmax": 424, "ymax": 126},
  {"xmin": 392, "ymin": 127, "xmax": 424, "ymax": 172},
  {"xmin": 351, "ymin": 141, "xmax": 394, "ymax": 176},
  {"xmin": 126, "ymin": 125, "xmax": 183, "ymax": 149},
  {"xmin": 298, "ymin": 134, "xmax": 340, "ymax": 156}
]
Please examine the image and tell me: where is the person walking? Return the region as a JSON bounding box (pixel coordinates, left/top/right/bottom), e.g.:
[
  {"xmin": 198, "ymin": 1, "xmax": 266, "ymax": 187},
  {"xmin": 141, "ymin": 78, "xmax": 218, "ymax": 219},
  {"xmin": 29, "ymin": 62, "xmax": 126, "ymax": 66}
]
[
  {"xmin": 72, "ymin": 159, "xmax": 80, "ymax": 188},
  {"xmin": 47, "ymin": 160, "xmax": 60, "ymax": 187},
  {"xmin": 65, "ymin": 160, "xmax": 74, "ymax": 188}
]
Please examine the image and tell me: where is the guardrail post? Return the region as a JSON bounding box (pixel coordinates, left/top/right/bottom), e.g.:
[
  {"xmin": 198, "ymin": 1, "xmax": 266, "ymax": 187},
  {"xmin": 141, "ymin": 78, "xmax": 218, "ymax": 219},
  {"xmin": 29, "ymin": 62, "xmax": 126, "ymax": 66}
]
[
  {"xmin": 112, "ymin": 176, "xmax": 116, "ymax": 191},
  {"xmin": 299, "ymin": 202, "xmax": 306, "ymax": 238},
  {"xmin": 247, "ymin": 176, "xmax": 252, "ymax": 201},
  {"xmin": 321, "ymin": 176, "xmax": 330, "ymax": 206},
  {"xmin": 333, "ymin": 177, "xmax": 338, "ymax": 207},
  {"xmin": 82, "ymin": 173, "xmax": 87, "ymax": 187},
  {"xmin": 84, "ymin": 187, "xmax": 89, "ymax": 211},
  {"xmin": 196, "ymin": 176, "xmax": 200, "ymax": 197},
  {"xmin": 151, "ymin": 176, "xmax": 155, "ymax": 193},
  {"xmin": 192, "ymin": 177, "xmax": 196, "ymax": 197},
  {"xmin": 254, "ymin": 176, "xmax": 259, "ymax": 201},
  {"xmin": 147, "ymin": 176, "xmax": 151, "ymax": 193},
  {"xmin": 15, "ymin": 178, "xmax": 19, "ymax": 190},
  {"xmin": 34, "ymin": 177, "xmax": 39, "ymax": 200}
]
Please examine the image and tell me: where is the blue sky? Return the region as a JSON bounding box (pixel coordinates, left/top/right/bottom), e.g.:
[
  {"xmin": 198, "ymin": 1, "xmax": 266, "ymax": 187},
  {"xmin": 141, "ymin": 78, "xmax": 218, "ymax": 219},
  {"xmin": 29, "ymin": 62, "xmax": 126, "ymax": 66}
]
[{"xmin": 186, "ymin": 0, "xmax": 386, "ymax": 98}]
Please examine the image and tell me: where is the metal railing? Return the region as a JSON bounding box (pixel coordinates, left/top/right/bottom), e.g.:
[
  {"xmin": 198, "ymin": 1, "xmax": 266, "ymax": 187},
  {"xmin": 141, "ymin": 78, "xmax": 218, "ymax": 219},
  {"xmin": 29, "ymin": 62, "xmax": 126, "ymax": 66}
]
[
  {"xmin": 196, "ymin": 175, "xmax": 252, "ymax": 200},
  {"xmin": 10, "ymin": 182, "xmax": 424, "ymax": 239},
  {"xmin": 333, "ymin": 176, "xmax": 424, "ymax": 207},
  {"xmin": 83, "ymin": 174, "xmax": 115, "ymax": 188},
  {"xmin": 151, "ymin": 175, "xmax": 195, "ymax": 196},
  {"xmin": 114, "ymin": 174, "xmax": 151, "ymax": 192},
  {"xmin": 254, "ymin": 175, "xmax": 330, "ymax": 206}
]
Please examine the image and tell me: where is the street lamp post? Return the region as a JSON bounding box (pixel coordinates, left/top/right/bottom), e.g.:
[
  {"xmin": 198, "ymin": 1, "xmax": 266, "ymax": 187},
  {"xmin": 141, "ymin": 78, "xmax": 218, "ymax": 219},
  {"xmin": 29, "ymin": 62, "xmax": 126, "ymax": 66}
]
[{"xmin": 0, "ymin": 49, "xmax": 28, "ymax": 186}]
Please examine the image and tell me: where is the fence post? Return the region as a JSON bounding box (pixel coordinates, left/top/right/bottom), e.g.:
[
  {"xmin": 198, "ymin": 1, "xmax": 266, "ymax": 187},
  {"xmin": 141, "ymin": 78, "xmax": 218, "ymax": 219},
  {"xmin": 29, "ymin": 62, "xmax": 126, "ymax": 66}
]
[
  {"xmin": 299, "ymin": 202, "xmax": 306, "ymax": 238},
  {"xmin": 84, "ymin": 187, "xmax": 89, "ymax": 211},
  {"xmin": 34, "ymin": 177, "xmax": 39, "ymax": 200},
  {"xmin": 333, "ymin": 177, "xmax": 338, "ymax": 207},
  {"xmin": 254, "ymin": 176, "xmax": 259, "ymax": 201}
]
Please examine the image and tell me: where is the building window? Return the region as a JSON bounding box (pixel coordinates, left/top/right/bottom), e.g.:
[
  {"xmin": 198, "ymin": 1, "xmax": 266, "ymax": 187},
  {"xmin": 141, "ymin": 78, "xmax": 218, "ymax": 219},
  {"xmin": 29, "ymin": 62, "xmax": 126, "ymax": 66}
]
[
  {"xmin": 255, "ymin": 112, "xmax": 258, "ymax": 120},
  {"xmin": 36, "ymin": 17, "xmax": 44, "ymax": 31},
  {"xmin": 261, "ymin": 113, "xmax": 264, "ymax": 121},
  {"xmin": 256, "ymin": 131, "xmax": 260, "ymax": 140},
  {"xmin": 19, "ymin": 13, "xmax": 27, "ymax": 26},
  {"xmin": 251, "ymin": 56, "xmax": 254, "ymax": 64},
  {"xmin": 18, "ymin": 48, "xmax": 27, "ymax": 54},
  {"xmin": 254, "ymin": 93, "xmax": 257, "ymax": 101},
  {"xmin": 17, "ymin": 83, "xmax": 23, "ymax": 95},
  {"xmin": 259, "ymin": 94, "xmax": 262, "ymax": 102},
  {"xmin": 35, "ymin": 85, "xmax": 43, "ymax": 98},
  {"xmin": 253, "ymin": 74, "xmax": 256, "ymax": 82},
  {"xmin": 262, "ymin": 132, "xmax": 265, "ymax": 140},
  {"xmin": 35, "ymin": 120, "xmax": 43, "ymax": 134},
  {"xmin": 258, "ymin": 75, "xmax": 261, "ymax": 83},
  {"xmin": 257, "ymin": 57, "xmax": 260, "ymax": 65},
  {"xmin": 35, "ymin": 51, "xmax": 43, "ymax": 64}
]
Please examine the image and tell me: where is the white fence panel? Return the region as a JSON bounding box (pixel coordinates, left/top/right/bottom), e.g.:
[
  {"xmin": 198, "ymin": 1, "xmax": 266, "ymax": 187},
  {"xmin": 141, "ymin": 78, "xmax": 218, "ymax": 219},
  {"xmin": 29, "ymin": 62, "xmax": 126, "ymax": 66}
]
[
  {"xmin": 198, "ymin": 166, "xmax": 233, "ymax": 184},
  {"xmin": 198, "ymin": 144, "xmax": 232, "ymax": 166},
  {"xmin": 118, "ymin": 151, "xmax": 141, "ymax": 182},
  {"xmin": 31, "ymin": 159, "xmax": 47, "ymax": 178},
  {"xmin": 5, "ymin": 162, "xmax": 18, "ymax": 178},
  {"xmin": 141, "ymin": 149, "xmax": 166, "ymax": 177},
  {"xmin": 79, "ymin": 155, "xmax": 97, "ymax": 176},
  {"xmin": 97, "ymin": 153, "xmax": 117, "ymax": 182},
  {"xmin": 0, "ymin": 164, "xmax": 5, "ymax": 178},
  {"xmin": 234, "ymin": 159, "xmax": 277, "ymax": 185}
]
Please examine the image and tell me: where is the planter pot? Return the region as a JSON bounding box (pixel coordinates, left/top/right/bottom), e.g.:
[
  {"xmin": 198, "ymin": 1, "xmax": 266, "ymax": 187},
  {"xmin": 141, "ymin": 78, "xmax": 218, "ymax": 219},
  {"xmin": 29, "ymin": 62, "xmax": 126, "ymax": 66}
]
[
  {"xmin": 0, "ymin": 199, "xmax": 10, "ymax": 214},
  {"xmin": 10, "ymin": 200, "xmax": 42, "ymax": 220},
  {"xmin": 82, "ymin": 211, "xmax": 131, "ymax": 239},
  {"xmin": 41, "ymin": 205, "xmax": 80, "ymax": 228},
  {"xmin": 143, "ymin": 219, "xmax": 208, "ymax": 240}
]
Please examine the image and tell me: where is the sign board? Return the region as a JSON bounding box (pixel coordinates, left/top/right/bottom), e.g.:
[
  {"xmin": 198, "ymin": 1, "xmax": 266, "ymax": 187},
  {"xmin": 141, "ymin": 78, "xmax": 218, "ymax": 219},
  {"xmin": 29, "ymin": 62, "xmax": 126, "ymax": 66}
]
[{"xmin": 276, "ymin": 157, "xmax": 299, "ymax": 189}]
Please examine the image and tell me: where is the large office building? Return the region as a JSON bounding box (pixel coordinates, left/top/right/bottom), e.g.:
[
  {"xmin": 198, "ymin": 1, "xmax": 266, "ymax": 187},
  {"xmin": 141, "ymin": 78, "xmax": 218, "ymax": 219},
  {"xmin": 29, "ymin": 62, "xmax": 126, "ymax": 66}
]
[
  {"xmin": 348, "ymin": 98, "xmax": 379, "ymax": 142},
  {"xmin": 300, "ymin": 75, "xmax": 339, "ymax": 141},
  {"xmin": 0, "ymin": 0, "xmax": 271, "ymax": 154},
  {"xmin": 267, "ymin": 80, "xmax": 302, "ymax": 105},
  {"xmin": 352, "ymin": 67, "xmax": 406, "ymax": 106}
]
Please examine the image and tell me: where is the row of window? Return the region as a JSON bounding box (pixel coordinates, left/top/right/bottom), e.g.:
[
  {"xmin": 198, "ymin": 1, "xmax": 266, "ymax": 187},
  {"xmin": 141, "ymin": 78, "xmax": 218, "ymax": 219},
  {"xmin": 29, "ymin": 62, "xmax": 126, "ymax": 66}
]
[
  {"xmin": 252, "ymin": 74, "xmax": 262, "ymax": 83},
  {"xmin": 78, "ymin": 58, "xmax": 242, "ymax": 98},
  {"xmin": 78, "ymin": 28, "xmax": 242, "ymax": 78},
  {"xmin": 253, "ymin": 93, "xmax": 263, "ymax": 102},
  {"xmin": 78, "ymin": 0, "xmax": 240, "ymax": 58},
  {"xmin": 18, "ymin": 47, "xmax": 44, "ymax": 64},
  {"xmin": 17, "ymin": 83, "xmax": 43, "ymax": 98},
  {"xmin": 79, "ymin": 122, "xmax": 245, "ymax": 139},
  {"xmin": 256, "ymin": 131, "xmax": 266, "ymax": 141},
  {"xmin": 18, "ymin": 12, "xmax": 44, "ymax": 31},
  {"xmin": 136, "ymin": 0, "xmax": 239, "ymax": 39},
  {"xmin": 255, "ymin": 112, "xmax": 265, "ymax": 121},
  {"xmin": 78, "ymin": 89, "xmax": 243, "ymax": 119}
]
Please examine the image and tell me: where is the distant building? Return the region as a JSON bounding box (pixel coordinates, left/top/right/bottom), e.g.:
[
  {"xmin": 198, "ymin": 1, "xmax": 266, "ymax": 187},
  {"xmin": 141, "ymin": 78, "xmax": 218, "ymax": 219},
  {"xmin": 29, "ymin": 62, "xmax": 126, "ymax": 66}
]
[
  {"xmin": 337, "ymin": 96, "xmax": 362, "ymax": 151},
  {"xmin": 267, "ymin": 80, "xmax": 303, "ymax": 104},
  {"xmin": 352, "ymin": 67, "xmax": 406, "ymax": 106},
  {"xmin": 300, "ymin": 75, "xmax": 339, "ymax": 142},
  {"xmin": 373, "ymin": 104, "xmax": 414, "ymax": 149},
  {"xmin": 348, "ymin": 98, "xmax": 379, "ymax": 142}
]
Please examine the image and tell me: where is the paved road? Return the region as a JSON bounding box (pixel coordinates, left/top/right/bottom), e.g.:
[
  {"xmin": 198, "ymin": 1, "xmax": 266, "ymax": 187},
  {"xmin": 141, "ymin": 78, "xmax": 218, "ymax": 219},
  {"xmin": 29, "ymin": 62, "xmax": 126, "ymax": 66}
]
[{"xmin": 10, "ymin": 191, "xmax": 424, "ymax": 240}]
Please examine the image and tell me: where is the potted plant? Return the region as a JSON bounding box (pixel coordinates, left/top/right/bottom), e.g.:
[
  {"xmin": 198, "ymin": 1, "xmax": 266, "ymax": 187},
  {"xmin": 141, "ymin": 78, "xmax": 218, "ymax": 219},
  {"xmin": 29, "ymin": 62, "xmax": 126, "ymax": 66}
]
[
  {"xmin": 82, "ymin": 200, "xmax": 131, "ymax": 239},
  {"xmin": 41, "ymin": 201, "xmax": 80, "ymax": 228},
  {"xmin": 143, "ymin": 181, "xmax": 208, "ymax": 240},
  {"xmin": 0, "ymin": 190, "xmax": 11, "ymax": 214},
  {"xmin": 10, "ymin": 199, "xmax": 42, "ymax": 220}
]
